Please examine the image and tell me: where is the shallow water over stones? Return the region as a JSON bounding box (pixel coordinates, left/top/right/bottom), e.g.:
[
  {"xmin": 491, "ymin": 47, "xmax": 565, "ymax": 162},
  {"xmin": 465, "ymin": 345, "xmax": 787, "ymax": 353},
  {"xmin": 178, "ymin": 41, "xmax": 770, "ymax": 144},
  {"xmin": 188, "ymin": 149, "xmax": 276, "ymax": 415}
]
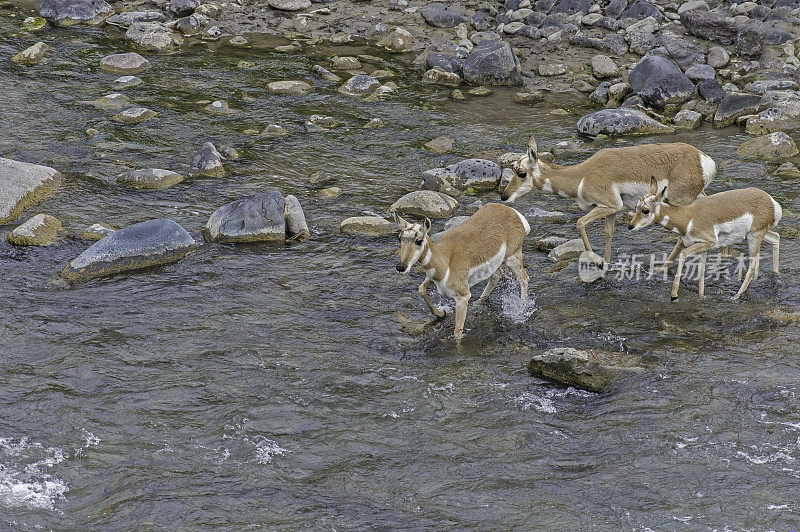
[{"xmin": 2, "ymin": 5, "xmax": 800, "ymax": 530}]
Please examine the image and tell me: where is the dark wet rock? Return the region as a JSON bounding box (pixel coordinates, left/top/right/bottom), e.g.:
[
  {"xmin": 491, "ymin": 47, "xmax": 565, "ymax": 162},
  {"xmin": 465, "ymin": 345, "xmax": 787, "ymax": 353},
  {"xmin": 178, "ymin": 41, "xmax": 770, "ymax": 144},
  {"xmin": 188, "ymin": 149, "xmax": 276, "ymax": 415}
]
[
  {"xmin": 99, "ymin": 52, "xmax": 151, "ymax": 74},
  {"xmin": 106, "ymin": 11, "xmax": 164, "ymax": 28},
  {"xmin": 736, "ymin": 23, "xmax": 766, "ymax": 57},
  {"xmin": 517, "ymin": 25, "xmax": 541, "ymax": 39},
  {"xmin": 388, "ymin": 191, "xmax": 460, "ymax": 219},
  {"xmin": 268, "ymin": 0, "xmax": 311, "ymax": 10},
  {"xmin": 697, "ymin": 79, "xmax": 726, "ymax": 103},
  {"xmin": 444, "ymin": 159, "xmax": 502, "ymax": 191},
  {"xmin": 111, "ymin": 107, "xmax": 157, "ymax": 125},
  {"xmin": 284, "ymin": 194, "xmax": 310, "ymax": 241},
  {"xmin": 713, "ymin": 92, "xmax": 762, "ymax": 127},
  {"xmin": 190, "ymin": 142, "xmax": 225, "ymax": 177},
  {"xmin": 525, "ymin": 11, "xmax": 547, "ymax": 26},
  {"xmin": 577, "ymin": 108, "xmax": 676, "ymax": 136},
  {"xmin": 168, "ymin": 0, "xmax": 200, "ymax": 17},
  {"xmin": 462, "ymin": 40, "xmax": 521, "ymax": 86},
  {"xmin": 0, "ymin": 157, "xmax": 62, "ymax": 225},
  {"xmin": 737, "ymin": 131, "xmax": 799, "ymax": 159},
  {"xmin": 40, "ymin": 0, "xmax": 112, "ymax": 26},
  {"xmin": 126, "ymin": 22, "xmax": 183, "ymax": 54},
  {"xmin": 621, "ymin": 0, "xmax": 663, "ymax": 21},
  {"xmin": 204, "ymin": 191, "xmax": 287, "ymax": 243},
  {"xmin": 626, "ymin": 30, "xmax": 658, "ymax": 55},
  {"xmin": 471, "ymin": 12, "xmax": 490, "ymax": 30},
  {"xmin": 81, "ymin": 93, "xmax": 133, "ymax": 112},
  {"xmin": 82, "ymin": 223, "xmax": 116, "ymax": 241},
  {"xmin": 745, "ymin": 79, "xmax": 798, "ymax": 94},
  {"xmin": 590, "ymin": 82, "xmax": 611, "ymax": 104},
  {"xmin": 117, "ymin": 169, "xmax": 185, "ymax": 189},
  {"xmin": 628, "ymin": 55, "xmax": 695, "ymax": 108},
  {"xmin": 312, "ymin": 65, "xmax": 340, "ymax": 82},
  {"xmin": 340, "ymin": 216, "xmax": 395, "ymax": 236},
  {"xmin": 569, "ymin": 33, "xmax": 629, "ymax": 55},
  {"xmin": 551, "ymin": 0, "xmax": 592, "ymax": 15},
  {"xmin": 536, "ymin": 0, "xmax": 558, "ymax": 12},
  {"xmin": 7, "ymin": 214, "xmax": 62, "ymax": 246},
  {"xmin": 606, "ymin": 0, "xmax": 627, "ymax": 18},
  {"xmin": 593, "ymin": 15, "xmax": 620, "ymax": 30},
  {"xmin": 12, "ymin": 42, "xmax": 52, "ymax": 65},
  {"xmin": 681, "ymin": 10, "xmax": 738, "ymax": 44},
  {"xmin": 338, "ymin": 75, "xmax": 381, "ymax": 97},
  {"xmin": 657, "ymin": 32, "xmax": 704, "ymax": 71},
  {"xmin": 674, "ymin": 109, "xmax": 703, "ymax": 129},
  {"xmin": 527, "ymin": 347, "xmax": 642, "ymax": 392},
  {"xmin": 426, "ymin": 53, "xmax": 463, "ymax": 74},
  {"xmin": 267, "ymin": 80, "xmax": 312, "ymax": 95},
  {"xmin": 420, "ymin": 2, "xmax": 467, "ymax": 28},
  {"xmin": 685, "ymin": 64, "xmax": 715, "ymax": 82},
  {"xmin": 61, "ymin": 218, "xmax": 197, "ymax": 282},
  {"xmin": 745, "ymin": 108, "xmax": 799, "ymax": 134}
]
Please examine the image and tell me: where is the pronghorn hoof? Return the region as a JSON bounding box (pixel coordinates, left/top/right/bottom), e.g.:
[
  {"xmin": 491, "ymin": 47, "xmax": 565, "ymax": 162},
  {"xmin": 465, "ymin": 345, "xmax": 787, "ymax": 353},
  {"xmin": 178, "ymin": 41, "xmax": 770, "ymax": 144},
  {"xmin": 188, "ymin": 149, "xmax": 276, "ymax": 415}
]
[{"xmin": 670, "ymin": 296, "xmax": 678, "ymax": 302}]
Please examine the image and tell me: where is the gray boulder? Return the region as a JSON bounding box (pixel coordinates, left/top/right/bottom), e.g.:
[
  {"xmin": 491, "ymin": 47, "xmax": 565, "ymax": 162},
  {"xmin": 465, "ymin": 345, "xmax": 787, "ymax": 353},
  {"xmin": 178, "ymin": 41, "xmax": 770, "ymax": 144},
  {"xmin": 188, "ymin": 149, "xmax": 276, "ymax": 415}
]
[
  {"xmin": 190, "ymin": 142, "xmax": 225, "ymax": 177},
  {"xmin": 620, "ymin": 0, "xmax": 663, "ymax": 21},
  {"xmin": 462, "ymin": 40, "xmax": 521, "ymax": 86},
  {"xmin": 203, "ymin": 191, "xmax": 287, "ymax": 243},
  {"xmin": 117, "ymin": 169, "xmax": 185, "ymax": 189},
  {"xmin": 420, "ymin": 2, "xmax": 468, "ymax": 27},
  {"xmin": 444, "ymin": 159, "xmax": 502, "ymax": 191},
  {"xmin": 657, "ymin": 32, "xmax": 704, "ymax": 71},
  {"xmin": 338, "ymin": 75, "xmax": 381, "ymax": 97},
  {"xmin": 680, "ymin": 10, "xmax": 738, "ymax": 44},
  {"xmin": 606, "ymin": 0, "xmax": 627, "ymax": 18},
  {"xmin": 527, "ymin": 347, "xmax": 642, "ymax": 392},
  {"xmin": 168, "ymin": 0, "xmax": 200, "ymax": 17},
  {"xmin": 388, "ymin": 191, "xmax": 460, "ymax": 219},
  {"xmin": 685, "ymin": 64, "xmax": 715, "ymax": 82},
  {"xmin": 737, "ymin": 132, "xmax": 799, "ymax": 160},
  {"xmin": 697, "ymin": 79, "xmax": 725, "ymax": 103},
  {"xmin": 552, "ymin": 0, "xmax": 592, "ymax": 15},
  {"xmin": 577, "ymin": 108, "xmax": 676, "ymax": 136},
  {"xmin": 426, "ymin": 53, "xmax": 463, "ymax": 74},
  {"xmin": 126, "ymin": 22, "xmax": 183, "ymax": 54},
  {"xmin": 61, "ymin": 218, "xmax": 198, "ymax": 282},
  {"xmin": 0, "ymin": 157, "xmax": 62, "ymax": 225},
  {"xmin": 628, "ymin": 55, "xmax": 695, "ymax": 108},
  {"xmin": 99, "ymin": 52, "xmax": 151, "ymax": 74},
  {"xmin": 746, "ymin": 109, "xmax": 799, "ymax": 134},
  {"xmin": 284, "ymin": 194, "xmax": 310, "ymax": 241},
  {"xmin": 340, "ymin": 216, "xmax": 396, "ymax": 236},
  {"xmin": 40, "ymin": 0, "xmax": 112, "ymax": 25},
  {"xmin": 106, "ymin": 11, "xmax": 164, "ymax": 27},
  {"xmin": 745, "ymin": 80, "xmax": 798, "ymax": 95},
  {"xmin": 674, "ymin": 110, "xmax": 703, "ymax": 129},
  {"xmin": 713, "ymin": 93, "xmax": 762, "ymax": 127}
]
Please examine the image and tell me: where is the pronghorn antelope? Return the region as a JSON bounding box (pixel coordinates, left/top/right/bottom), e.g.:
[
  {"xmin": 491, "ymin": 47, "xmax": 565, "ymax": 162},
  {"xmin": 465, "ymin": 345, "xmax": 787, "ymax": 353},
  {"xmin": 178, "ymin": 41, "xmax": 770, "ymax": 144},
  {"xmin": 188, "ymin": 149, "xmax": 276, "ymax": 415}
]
[
  {"xmin": 501, "ymin": 137, "xmax": 716, "ymax": 263},
  {"xmin": 394, "ymin": 203, "xmax": 530, "ymax": 340},
  {"xmin": 629, "ymin": 177, "xmax": 782, "ymax": 301}
]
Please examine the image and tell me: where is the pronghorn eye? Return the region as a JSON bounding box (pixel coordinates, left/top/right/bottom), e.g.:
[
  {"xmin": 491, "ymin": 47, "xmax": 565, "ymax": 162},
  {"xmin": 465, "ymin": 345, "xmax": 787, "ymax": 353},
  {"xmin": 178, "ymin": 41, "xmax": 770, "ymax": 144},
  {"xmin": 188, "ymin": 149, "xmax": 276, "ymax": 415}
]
[
  {"xmin": 642, "ymin": 208, "xmax": 650, "ymax": 215},
  {"xmin": 519, "ymin": 172, "xmax": 527, "ymax": 179},
  {"xmin": 415, "ymin": 238, "xmax": 423, "ymax": 246}
]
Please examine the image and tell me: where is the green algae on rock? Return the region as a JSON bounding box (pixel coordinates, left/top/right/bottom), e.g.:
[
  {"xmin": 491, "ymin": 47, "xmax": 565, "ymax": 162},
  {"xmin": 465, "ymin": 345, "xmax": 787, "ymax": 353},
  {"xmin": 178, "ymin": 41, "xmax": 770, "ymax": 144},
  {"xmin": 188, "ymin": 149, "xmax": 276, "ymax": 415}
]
[
  {"xmin": 7, "ymin": 214, "xmax": 62, "ymax": 246},
  {"xmin": 0, "ymin": 157, "xmax": 62, "ymax": 225}
]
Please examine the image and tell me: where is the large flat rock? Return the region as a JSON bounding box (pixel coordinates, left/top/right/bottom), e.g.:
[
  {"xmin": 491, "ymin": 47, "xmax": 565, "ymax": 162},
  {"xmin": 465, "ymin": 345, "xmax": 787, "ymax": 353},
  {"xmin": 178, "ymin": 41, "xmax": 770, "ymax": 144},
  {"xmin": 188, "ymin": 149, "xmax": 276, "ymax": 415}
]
[
  {"xmin": 203, "ymin": 191, "xmax": 287, "ymax": 243},
  {"xmin": 61, "ymin": 218, "xmax": 198, "ymax": 282},
  {"xmin": 0, "ymin": 157, "xmax": 62, "ymax": 225}
]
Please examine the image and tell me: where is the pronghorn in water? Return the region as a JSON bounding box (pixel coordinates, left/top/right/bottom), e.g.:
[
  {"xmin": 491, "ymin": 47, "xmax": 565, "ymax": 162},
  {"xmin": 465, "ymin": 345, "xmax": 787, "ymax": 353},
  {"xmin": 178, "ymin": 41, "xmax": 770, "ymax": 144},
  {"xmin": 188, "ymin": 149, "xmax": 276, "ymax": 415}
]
[
  {"xmin": 394, "ymin": 203, "xmax": 530, "ymax": 340},
  {"xmin": 629, "ymin": 177, "xmax": 782, "ymax": 301},
  {"xmin": 501, "ymin": 137, "xmax": 717, "ymax": 263}
]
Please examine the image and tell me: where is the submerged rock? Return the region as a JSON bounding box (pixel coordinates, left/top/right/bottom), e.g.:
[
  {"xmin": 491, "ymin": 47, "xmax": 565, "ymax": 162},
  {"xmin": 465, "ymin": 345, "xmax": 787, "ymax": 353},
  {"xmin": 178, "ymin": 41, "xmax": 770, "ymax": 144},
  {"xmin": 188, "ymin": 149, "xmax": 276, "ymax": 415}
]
[
  {"xmin": 106, "ymin": 11, "xmax": 164, "ymax": 27},
  {"xmin": 737, "ymin": 132, "xmax": 799, "ymax": 160},
  {"xmin": 268, "ymin": 0, "xmax": 311, "ymax": 11},
  {"xmin": 82, "ymin": 223, "xmax": 116, "ymax": 241},
  {"xmin": 190, "ymin": 142, "xmax": 225, "ymax": 177},
  {"xmin": 338, "ymin": 75, "xmax": 381, "ymax": 97},
  {"xmin": 0, "ymin": 157, "xmax": 62, "ymax": 225},
  {"xmin": 576, "ymin": 108, "xmax": 675, "ymax": 136},
  {"xmin": 462, "ymin": 40, "xmax": 521, "ymax": 86},
  {"xmin": 388, "ymin": 190, "xmax": 460, "ymax": 219},
  {"xmin": 61, "ymin": 218, "xmax": 198, "ymax": 283},
  {"xmin": 203, "ymin": 190, "xmax": 286, "ymax": 243},
  {"xmin": 81, "ymin": 93, "xmax": 132, "ymax": 112},
  {"xmin": 126, "ymin": 22, "xmax": 183, "ymax": 54},
  {"xmin": 266, "ymin": 80, "xmax": 312, "ymax": 95},
  {"xmin": 100, "ymin": 52, "xmax": 150, "ymax": 74},
  {"xmin": 7, "ymin": 214, "xmax": 62, "ymax": 246},
  {"xmin": 12, "ymin": 42, "xmax": 52, "ymax": 65},
  {"xmin": 40, "ymin": 0, "xmax": 112, "ymax": 26},
  {"xmin": 111, "ymin": 107, "xmax": 157, "ymax": 124},
  {"xmin": 340, "ymin": 216, "xmax": 395, "ymax": 236},
  {"xmin": 424, "ymin": 136, "xmax": 454, "ymax": 154},
  {"xmin": 117, "ymin": 169, "xmax": 185, "ymax": 189},
  {"xmin": 284, "ymin": 194, "xmax": 310, "ymax": 241},
  {"xmin": 527, "ymin": 347, "xmax": 642, "ymax": 392}
]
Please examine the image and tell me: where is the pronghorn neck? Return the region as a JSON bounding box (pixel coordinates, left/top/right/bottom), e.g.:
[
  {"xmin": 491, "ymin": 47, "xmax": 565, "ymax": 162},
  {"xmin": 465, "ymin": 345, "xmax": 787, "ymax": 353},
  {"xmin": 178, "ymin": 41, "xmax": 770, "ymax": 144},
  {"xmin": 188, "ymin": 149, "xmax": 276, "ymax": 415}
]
[
  {"xmin": 655, "ymin": 203, "xmax": 686, "ymax": 235},
  {"xmin": 539, "ymin": 161, "xmax": 582, "ymax": 198},
  {"xmin": 419, "ymin": 236, "xmax": 450, "ymax": 281}
]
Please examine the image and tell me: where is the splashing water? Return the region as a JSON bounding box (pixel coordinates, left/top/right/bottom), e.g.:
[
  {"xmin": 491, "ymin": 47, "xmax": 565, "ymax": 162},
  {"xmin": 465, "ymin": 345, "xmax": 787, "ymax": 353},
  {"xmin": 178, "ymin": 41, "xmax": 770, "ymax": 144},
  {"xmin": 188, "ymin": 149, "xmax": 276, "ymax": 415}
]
[{"xmin": 0, "ymin": 437, "xmax": 68, "ymax": 511}]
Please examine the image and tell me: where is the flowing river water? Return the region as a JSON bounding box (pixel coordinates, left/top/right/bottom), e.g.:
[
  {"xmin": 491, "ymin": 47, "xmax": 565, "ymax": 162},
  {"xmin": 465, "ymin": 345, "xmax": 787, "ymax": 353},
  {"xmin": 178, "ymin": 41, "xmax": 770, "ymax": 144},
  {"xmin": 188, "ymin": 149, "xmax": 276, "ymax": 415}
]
[{"xmin": 2, "ymin": 4, "xmax": 800, "ymax": 530}]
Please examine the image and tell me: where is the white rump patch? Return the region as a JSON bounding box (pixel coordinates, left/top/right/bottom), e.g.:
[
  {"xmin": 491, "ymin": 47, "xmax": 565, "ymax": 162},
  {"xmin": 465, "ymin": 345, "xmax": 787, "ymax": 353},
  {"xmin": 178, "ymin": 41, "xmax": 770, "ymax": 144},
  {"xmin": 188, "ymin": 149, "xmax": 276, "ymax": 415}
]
[
  {"xmin": 714, "ymin": 213, "xmax": 754, "ymax": 247},
  {"xmin": 513, "ymin": 209, "xmax": 531, "ymax": 234},
  {"xmin": 771, "ymin": 197, "xmax": 783, "ymax": 227},
  {"xmin": 468, "ymin": 244, "xmax": 506, "ymax": 286},
  {"xmin": 700, "ymin": 153, "xmax": 716, "ymax": 186}
]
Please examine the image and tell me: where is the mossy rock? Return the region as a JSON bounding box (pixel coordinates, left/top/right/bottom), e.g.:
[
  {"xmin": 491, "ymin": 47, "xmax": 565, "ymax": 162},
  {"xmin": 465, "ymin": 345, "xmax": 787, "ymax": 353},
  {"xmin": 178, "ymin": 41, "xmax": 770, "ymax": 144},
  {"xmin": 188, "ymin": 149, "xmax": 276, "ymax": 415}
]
[{"xmin": 8, "ymin": 214, "xmax": 62, "ymax": 246}]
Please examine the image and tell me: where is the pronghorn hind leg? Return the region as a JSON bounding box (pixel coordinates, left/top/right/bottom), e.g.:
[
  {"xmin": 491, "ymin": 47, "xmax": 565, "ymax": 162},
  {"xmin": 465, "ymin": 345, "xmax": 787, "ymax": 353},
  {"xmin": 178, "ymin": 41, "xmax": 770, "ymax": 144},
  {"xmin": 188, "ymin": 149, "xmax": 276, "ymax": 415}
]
[
  {"xmin": 603, "ymin": 213, "xmax": 617, "ymax": 264},
  {"xmin": 505, "ymin": 249, "xmax": 529, "ymax": 301},
  {"xmin": 698, "ymin": 251, "xmax": 707, "ymax": 299},
  {"xmin": 453, "ymin": 293, "xmax": 471, "ymax": 340},
  {"xmin": 479, "ymin": 270, "xmax": 501, "ymax": 301},
  {"xmin": 733, "ymin": 232, "xmax": 765, "ymax": 300},
  {"xmin": 671, "ymin": 242, "xmax": 713, "ymax": 301},
  {"xmin": 764, "ymin": 230, "xmax": 780, "ymax": 274},
  {"xmin": 576, "ymin": 206, "xmax": 618, "ymax": 263},
  {"xmin": 418, "ymin": 277, "xmax": 445, "ymax": 318}
]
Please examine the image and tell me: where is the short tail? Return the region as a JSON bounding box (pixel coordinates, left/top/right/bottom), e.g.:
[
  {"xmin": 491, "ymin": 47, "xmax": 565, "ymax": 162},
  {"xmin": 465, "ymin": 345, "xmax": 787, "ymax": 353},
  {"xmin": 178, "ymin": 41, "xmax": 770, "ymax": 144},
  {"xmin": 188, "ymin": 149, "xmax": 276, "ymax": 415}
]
[
  {"xmin": 699, "ymin": 152, "xmax": 716, "ymax": 188},
  {"xmin": 771, "ymin": 197, "xmax": 783, "ymax": 227}
]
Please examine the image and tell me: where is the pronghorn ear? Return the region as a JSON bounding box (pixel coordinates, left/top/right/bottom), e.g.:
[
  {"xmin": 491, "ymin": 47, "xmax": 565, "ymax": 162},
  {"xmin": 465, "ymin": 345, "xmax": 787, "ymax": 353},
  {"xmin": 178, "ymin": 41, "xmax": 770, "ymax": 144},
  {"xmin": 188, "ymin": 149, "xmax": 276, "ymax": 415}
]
[
  {"xmin": 394, "ymin": 212, "xmax": 408, "ymax": 230},
  {"xmin": 527, "ymin": 136, "xmax": 538, "ymax": 162},
  {"xmin": 656, "ymin": 185, "xmax": 668, "ymax": 203},
  {"xmin": 422, "ymin": 218, "xmax": 432, "ymax": 234},
  {"xmin": 649, "ymin": 176, "xmax": 658, "ymax": 195}
]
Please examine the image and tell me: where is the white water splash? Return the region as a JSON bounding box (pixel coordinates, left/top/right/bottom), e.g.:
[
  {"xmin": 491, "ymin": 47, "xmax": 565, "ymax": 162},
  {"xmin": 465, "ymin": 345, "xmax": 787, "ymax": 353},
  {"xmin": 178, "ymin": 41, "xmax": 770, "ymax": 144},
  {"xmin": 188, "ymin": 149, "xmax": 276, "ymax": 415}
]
[
  {"xmin": 246, "ymin": 438, "xmax": 289, "ymax": 464},
  {"xmin": 0, "ymin": 436, "xmax": 68, "ymax": 511},
  {"xmin": 500, "ymin": 292, "xmax": 537, "ymax": 323},
  {"xmin": 513, "ymin": 392, "xmax": 556, "ymax": 413}
]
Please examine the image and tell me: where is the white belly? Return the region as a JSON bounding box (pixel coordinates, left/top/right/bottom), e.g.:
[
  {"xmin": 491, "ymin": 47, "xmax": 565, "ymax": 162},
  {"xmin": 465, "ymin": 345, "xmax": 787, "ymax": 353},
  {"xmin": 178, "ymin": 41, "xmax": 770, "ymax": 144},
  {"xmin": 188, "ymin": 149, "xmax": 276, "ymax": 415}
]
[
  {"xmin": 468, "ymin": 244, "xmax": 506, "ymax": 286},
  {"xmin": 714, "ymin": 214, "xmax": 753, "ymax": 246},
  {"xmin": 616, "ymin": 181, "xmax": 653, "ymax": 210}
]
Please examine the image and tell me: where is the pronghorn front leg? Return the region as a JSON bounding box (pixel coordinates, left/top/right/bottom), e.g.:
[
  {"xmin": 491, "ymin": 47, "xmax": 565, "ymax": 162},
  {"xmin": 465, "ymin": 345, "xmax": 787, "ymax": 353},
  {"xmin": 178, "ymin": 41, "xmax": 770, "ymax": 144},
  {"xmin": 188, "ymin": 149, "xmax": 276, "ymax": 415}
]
[
  {"xmin": 418, "ymin": 277, "xmax": 446, "ymax": 318},
  {"xmin": 670, "ymin": 242, "xmax": 713, "ymax": 301},
  {"xmin": 660, "ymin": 239, "xmax": 684, "ymax": 272},
  {"xmin": 764, "ymin": 230, "xmax": 780, "ymax": 274},
  {"xmin": 603, "ymin": 213, "xmax": 617, "ymax": 264},
  {"xmin": 479, "ymin": 270, "xmax": 501, "ymax": 301},
  {"xmin": 505, "ymin": 249, "xmax": 529, "ymax": 301},
  {"xmin": 577, "ymin": 206, "xmax": 619, "ymax": 262},
  {"xmin": 453, "ymin": 293, "xmax": 471, "ymax": 340}
]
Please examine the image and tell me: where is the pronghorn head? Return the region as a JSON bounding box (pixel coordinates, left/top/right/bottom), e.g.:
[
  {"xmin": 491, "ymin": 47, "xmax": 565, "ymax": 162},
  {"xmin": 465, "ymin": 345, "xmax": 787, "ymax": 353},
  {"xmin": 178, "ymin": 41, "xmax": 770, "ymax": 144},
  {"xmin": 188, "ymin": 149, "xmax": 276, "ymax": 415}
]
[
  {"xmin": 394, "ymin": 213, "xmax": 431, "ymax": 273},
  {"xmin": 630, "ymin": 176, "xmax": 668, "ymax": 230},
  {"xmin": 501, "ymin": 136, "xmax": 541, "ymax": 203}
]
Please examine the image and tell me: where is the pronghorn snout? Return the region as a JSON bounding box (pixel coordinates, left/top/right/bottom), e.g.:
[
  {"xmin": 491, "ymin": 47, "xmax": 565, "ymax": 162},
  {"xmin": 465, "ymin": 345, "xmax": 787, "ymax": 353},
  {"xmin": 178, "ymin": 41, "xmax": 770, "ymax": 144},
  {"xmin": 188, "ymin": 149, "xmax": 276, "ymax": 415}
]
[
  {"xmin": 396, "ymin": 262, "xmax": 406, "ymax": 273},
  {"xmin": 500, "ymin": 191, "xmax": 510, "ymax": 201},
  {"xmin": 628, "ymin": 222, "xmax": 634, "ymax": 230}
]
